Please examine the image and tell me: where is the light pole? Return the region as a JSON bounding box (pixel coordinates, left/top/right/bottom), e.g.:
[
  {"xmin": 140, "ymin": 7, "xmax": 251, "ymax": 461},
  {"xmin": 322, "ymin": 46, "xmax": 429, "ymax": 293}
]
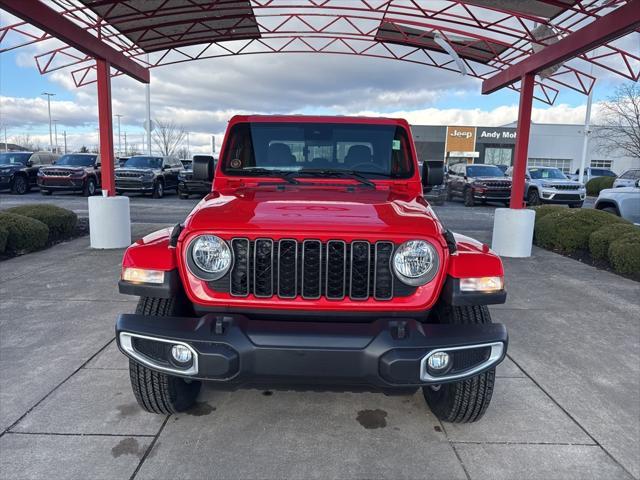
[
  {"xmin": 53, "ymin": 119, "xmax": 59, "ymax": 153},
  {"xmin": 186, "ymin": 131, "xmax": 190, "ymax": 158},
  {"xmin": 115, "ymin": 114, "xmax": 123, "ymax": 156},
  {"xmin": 41, "ymin": 92, "xmax": 55, "ymax": 152}
]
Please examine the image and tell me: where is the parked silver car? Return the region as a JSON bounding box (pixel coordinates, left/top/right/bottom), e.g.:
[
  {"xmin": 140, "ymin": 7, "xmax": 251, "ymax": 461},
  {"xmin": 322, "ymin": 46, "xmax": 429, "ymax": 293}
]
[
  {"xmin": 568, "ymin": 167, "xmax": 617, "ymax": 183},
  {"xmin": 507, "ymin": 166, "xmax": 586, "ymax": 208},
  {"xmin": 595, "ymin": 179, "xmax": 640, "ymax": 224},
  {"xmin": 613, "ymin": 168, "xmax": 640, "ymax": 188}
]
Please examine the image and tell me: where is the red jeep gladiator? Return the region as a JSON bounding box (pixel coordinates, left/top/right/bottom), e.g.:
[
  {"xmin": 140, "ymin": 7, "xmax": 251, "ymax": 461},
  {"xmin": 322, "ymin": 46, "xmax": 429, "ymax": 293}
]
[{"xmin": 117, "ymin": 115, "xmax": 508, "ymax": 423}]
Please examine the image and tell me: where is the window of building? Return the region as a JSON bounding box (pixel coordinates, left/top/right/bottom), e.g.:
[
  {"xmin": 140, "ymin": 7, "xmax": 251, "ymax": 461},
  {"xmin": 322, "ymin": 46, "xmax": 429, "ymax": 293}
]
[
  {"xmin": 528, "ymin": 158, "xmax": 572, "ymax": 173},
  {"xmin": 590, "ymin": 159, "xmax": 613, "ymax": 169},
  {"xmin": 485, "ymin": 147, "xmax": 512, "ymax": 166}
]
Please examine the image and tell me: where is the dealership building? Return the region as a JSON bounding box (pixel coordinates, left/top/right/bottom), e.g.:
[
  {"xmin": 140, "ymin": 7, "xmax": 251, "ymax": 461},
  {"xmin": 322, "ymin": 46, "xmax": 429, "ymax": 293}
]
[{"xmin": 411, "ymin": 123, "xmax": 639, "ymax": 175}]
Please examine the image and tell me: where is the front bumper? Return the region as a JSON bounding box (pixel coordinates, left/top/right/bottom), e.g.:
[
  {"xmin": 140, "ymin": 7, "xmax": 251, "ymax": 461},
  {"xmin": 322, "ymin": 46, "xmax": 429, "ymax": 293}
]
[
  {"xmin": 178, "ymin": 179, "xmax": 210, "ymax": 195},
  {"xmin": 115, "ymin": 178, "xmax": 155, "ymax": 191},
  {"xmin": 473, "ymin": 188, "xmax": 511, "ymax": 201},
  {"xmin": 539, "ymin": 189, "xmax": 585, "ymax": 203},
  {"xmin": 37, "ymin": 177, "xmax": 85, "ymax": 190},
  {"xmin": 116, "ymin": 313, "xmax": 508, "ymax": 390}
]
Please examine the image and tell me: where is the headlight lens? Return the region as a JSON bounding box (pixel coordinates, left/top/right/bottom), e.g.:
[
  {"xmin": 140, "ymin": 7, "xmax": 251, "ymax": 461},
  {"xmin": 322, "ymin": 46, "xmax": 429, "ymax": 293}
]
[
  {"xmin": 189, "ymin": 235, "xmax": 232, "ymax": 280},
  {"xmin": 392, "ymin": 240, "xmax": 439, "ymax": 286}
]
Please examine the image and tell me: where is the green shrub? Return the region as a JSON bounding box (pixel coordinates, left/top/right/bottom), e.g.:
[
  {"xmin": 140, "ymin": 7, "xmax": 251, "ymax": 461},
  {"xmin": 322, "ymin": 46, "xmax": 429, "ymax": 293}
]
[
  {"xmin": 0, "ymin": 225, "xmax": 8, "ymax": 253},
  {"xmin": 608, "ymin": 232, "xmax": 640, "ymax": 276},
  {"xmin": 530, "ymin": 205, "xmax": 565, "ymax": 220},
  {"xmin": 6, "ymin": 204, "xmax": 77, "ymax": 242},
  {"xmin": 586, "ymin": 176, "xmax": 615, "ymax": 196},
  {"xmin": 0, "ymin": 212, "xmax": 49, "ymax": 253},
  {"xmin": 588, "ymin": 223, "xmax": 639, "ymax": 260},
  {"xmin": 534, "ymin": 208, "xmax": 628, "ymax": 253}
]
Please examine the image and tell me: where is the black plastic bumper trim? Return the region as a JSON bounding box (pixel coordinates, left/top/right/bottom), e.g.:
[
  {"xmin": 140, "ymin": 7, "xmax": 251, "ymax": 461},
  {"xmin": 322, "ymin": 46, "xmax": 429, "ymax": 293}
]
[{"xmin": 118, "ymin": 269, "xmax": 180, "ymax": 299}]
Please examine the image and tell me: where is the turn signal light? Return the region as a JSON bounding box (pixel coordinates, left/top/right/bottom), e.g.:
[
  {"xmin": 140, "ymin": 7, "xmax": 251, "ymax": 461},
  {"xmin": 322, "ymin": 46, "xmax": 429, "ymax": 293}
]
[
  {"xmin": 460, "ymin": 276, "xmax": 503, "ymax": 292},
  {"xmin": 122, "ymin": 267, "xmax": 165, "ymax": 284}
]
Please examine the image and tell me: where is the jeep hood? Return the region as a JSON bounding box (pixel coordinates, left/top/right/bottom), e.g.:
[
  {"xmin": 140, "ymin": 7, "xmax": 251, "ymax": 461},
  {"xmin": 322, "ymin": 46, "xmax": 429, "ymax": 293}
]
[{"xmin": 185, "ymin": 186, "xmax": 443, "ymax": 237}]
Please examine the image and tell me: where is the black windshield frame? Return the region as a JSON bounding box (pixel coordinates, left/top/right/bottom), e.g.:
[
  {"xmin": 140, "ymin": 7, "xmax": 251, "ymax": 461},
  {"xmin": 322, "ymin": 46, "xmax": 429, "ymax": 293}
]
[{"xmin": 221, "ymin": 122, "xmax": 415, "ymax": 180}]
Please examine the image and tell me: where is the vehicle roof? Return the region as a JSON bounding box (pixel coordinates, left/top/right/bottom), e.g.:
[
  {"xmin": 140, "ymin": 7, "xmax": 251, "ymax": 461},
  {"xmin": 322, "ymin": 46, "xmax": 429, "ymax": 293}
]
[
  {"xmin": 229, "ymin": 114, "xmax": 410, "ymax": 127},
  {"xmin": 2, "ymin": 151, "xmax": 33, "ymax": 154}
]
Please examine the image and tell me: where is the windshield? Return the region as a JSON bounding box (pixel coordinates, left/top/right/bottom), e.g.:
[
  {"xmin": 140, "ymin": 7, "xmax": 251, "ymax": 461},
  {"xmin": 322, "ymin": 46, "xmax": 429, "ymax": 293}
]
[
  {"xmin": 124, "ymin": 156, "xmax": 162, "ymax": 169},
  {"xmin": 221, "ymin": 122, "xmax": 414, "ymax": 179},
  {"xmin": 56, "ymin": 154, "xmax": 96, "ymax": 166},
  {"xmin": 0, "ymin": 152, "xmax": 32, "ymax": 165},
  {"xmin": 466, "ymin": 165, "xmax": 504, "ymax": 177},
  {"xmin": 529, "ymin": 167, "xmax": 567, "ymax": 180},
  {"xmin": 592, "ymin": 168, "xmax": 616, "ymax": 177}
]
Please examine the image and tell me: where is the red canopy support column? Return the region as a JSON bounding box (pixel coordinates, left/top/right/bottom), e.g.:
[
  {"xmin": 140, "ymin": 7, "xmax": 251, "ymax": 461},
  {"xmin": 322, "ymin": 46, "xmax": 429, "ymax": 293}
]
[
  {"xmin": 510, "ymin": 73, "xmax": 535, "ymax": 209},
  {"xmin": 96, "ymin": 58, "xmax": 115, "ymax": 196}
]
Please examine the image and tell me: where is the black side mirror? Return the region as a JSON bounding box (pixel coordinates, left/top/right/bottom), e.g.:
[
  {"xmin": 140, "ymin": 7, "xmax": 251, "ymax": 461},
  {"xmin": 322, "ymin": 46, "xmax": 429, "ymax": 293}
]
[
  {"xmin": 422, "ymin": 161, "xmax": 444, "ymax": 191},
  {"xmin": 193, "ymin": 155, "xmax": 215, "ymax": 182}
]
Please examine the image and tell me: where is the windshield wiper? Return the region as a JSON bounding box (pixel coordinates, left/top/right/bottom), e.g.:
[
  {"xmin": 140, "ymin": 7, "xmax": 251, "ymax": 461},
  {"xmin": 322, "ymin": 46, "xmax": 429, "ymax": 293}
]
[
  {"xmin": 237, "ymin": 168, "xmax": 299, "ymax": 184},
  {"xmin": 294, "ymin": 169, "xmax": 377, "ymax": 188}
]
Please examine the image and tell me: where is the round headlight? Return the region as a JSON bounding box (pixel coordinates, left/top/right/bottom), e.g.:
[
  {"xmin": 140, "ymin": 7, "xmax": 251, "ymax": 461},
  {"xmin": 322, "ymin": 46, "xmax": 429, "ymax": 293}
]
[
  {"xmin": 392, "ymin": 240, "xmax": 439, "ymax": 286},
  {"xmin": 188, "ymin": 235, "xmax": 232, "ymax": 280}
]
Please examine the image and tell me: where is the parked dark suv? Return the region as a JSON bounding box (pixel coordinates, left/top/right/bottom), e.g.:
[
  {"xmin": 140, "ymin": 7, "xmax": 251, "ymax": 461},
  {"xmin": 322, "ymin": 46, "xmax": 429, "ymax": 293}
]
[
  {"xmin": 0, "ymin": 151, "xmax": 58, "ymax": 194},
  {"xmin": 38, "ymin": 153, "xmax": 100, "ymax": 196},
  {"xmin": 115, "ymin": 155, "xmax": 183, "ymax": 198},
  {"xmin": 446, "ymin": 163, "xmax": 512, "ymax": 206},
  {"xmin": 178, "ymin": 155, "xmax": 215, "ymax": 199}
]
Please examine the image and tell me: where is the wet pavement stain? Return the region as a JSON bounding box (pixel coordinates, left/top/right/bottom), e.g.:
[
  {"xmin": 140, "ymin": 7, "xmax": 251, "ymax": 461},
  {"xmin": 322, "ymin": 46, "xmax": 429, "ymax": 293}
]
[
  {"xmin": 116, "ymin": 403, "xmax": 139, "ymax": 417},
  {"xmin": 356, "ymin": 409, "xmax": 388, "ymax": 429},
  {"xmin": 434, "ymin": 425, "xmax": 443, "ymax": 433},
  {"xmin": 111, "ymin": 438, "xmax": 143, "ymax": 458},
  {"xmin": 186, "ymin": 402, "xmax": 216, "ymax": 416},
  {"xmin": 262, "ymin": 390, "xmax": 273, "ymax": 396}
]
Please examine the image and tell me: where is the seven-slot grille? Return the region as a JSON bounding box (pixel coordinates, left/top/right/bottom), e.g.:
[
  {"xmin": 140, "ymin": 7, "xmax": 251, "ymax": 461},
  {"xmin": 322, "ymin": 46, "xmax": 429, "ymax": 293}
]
[
  {"xmin": 552, "ymin": 184, "xmax": 580, "ymax": 190},
  {"xmin": 483, "ymin": 181, "xmax": 511, "ymax": 188},
  {"xmin": 222, "ymin": 239, "xmax": 398, "ymax": 301},
  {"xmin": 117, "ymin": 171, "xmax": 144, "ymax": 178},
  {"xmin": 42, "ymin": 169, "xmax": 72, "ymax": 177}
]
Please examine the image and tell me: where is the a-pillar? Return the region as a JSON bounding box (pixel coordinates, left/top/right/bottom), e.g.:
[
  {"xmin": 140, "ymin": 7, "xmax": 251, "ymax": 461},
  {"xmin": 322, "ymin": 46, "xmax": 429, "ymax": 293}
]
[
  {"xmin": 88, "ymin": 58, "xmax": 131, "ymax": 249},
  {"xmin": 491, "ymin": 73, "xmax": 536, "ymax": 257}
]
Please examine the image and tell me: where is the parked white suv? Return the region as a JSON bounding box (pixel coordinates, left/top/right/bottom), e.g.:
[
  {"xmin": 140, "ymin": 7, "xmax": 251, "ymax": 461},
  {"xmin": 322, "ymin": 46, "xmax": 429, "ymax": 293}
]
[
  {"xmin": 613, "ymin": 168, "xmax": 640, "ymax": 188},
  {"xmin": 507, "ymin": 166, "xmax": 586, "ymax": 208}
]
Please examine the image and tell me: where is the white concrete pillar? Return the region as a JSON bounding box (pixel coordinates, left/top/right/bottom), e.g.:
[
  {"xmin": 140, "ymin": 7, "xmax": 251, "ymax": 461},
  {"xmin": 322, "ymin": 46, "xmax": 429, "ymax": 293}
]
[
  {"xmin": 491, "ymin": 208, "xmax": 536, "ymax": 258},
  {"xmin": 88, "ymin": 194, "xmax": 131, "ymax": 249}
]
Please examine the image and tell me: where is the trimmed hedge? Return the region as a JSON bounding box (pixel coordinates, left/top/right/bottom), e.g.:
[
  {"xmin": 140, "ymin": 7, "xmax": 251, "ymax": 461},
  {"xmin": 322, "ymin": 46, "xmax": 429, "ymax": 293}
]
[
  {"xmin": 6, "ymin": 204, "xmax": 77, "ymax": 242},
  {"xmin": 608, "ymin": 232, "xmax": 640, "ymax": 276},
  {"xmin": 586, "ymin": 176, "xmax": 615, "ymax": 196},
  {"xmin": 530, "ymin": 205, "xmax": 565, "ymax": 220},
  {"xmin": 534, "ymin": 208, "xmax": 628, "ymax": 253},
  {"xmin": 0, "ymin": 212, "xmax": 49, "ymax": 253},
  {"xmin": 0, "ymin": 225, "xmax": 8, "ymax": 253},
  {"xmin": 588, "ymin": 223, "xmax": 639, "ymax": 260}
]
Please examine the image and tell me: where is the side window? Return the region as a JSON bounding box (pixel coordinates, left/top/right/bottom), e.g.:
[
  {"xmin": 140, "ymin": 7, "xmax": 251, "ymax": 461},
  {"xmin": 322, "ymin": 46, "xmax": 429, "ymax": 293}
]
[{"xmin": 30, "ymin": 154, "xmax": 41, "ymax": 165}]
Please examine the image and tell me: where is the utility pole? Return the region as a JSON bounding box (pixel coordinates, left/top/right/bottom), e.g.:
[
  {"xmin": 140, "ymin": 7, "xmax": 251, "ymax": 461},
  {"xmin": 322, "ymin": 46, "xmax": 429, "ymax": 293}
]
[
  {"xmin": 53, "ymin": 120, "xmax": 59, "ymax": 153},
  {"xmin": 41, "ymin": 92, "xmax": 55, "ymax": 152},
  {"xmin": 63, "ymin": 131, "xmax": 67, "ymax": 154},
  {"xmin": 115, "ymin": 114, "xmax": 123, "ymax": 156},
  {"xmin": 3, "ymin": 126, "xmax": 7, "ymax": 152},
  {"xmin": 186, "ymin": 131, "xmax": 190, "ymax": 158},
  {"xmin": 124, "ymin": 131, "xmax": 128, "ymax": 156}
]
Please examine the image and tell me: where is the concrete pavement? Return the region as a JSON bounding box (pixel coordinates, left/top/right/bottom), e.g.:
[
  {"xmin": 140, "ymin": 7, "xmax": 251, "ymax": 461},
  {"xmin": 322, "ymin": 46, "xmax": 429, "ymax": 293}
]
[{"xmin": 0, "ymin": 198, "xmax": 637, "ymax": 480}]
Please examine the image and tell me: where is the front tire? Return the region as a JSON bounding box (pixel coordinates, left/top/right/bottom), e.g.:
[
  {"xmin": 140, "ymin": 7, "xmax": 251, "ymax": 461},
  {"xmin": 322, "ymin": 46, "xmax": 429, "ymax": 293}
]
[
  {"xmin": 128, "ymin": 296, "xmax": 201, "ymax": 414},
  {"xmin": 463, "ymin": 188, "xmax": 475, "ymax": 207},
  {"xmin": 422, "ymin": 305, "xmax": 496, "ymax": 423},
  {"xmin": 152, "ymin": 179, "xmax": 164, "ymax": 199},
  {"xmin": 83, "ymin": 177, "xmax": 97, "ymax": 197},
  {"xmin": 526, "ymin": 188, "xmax": 541, "ymax": 206},
  {"xmin": 11, "ymin": 175, "xmax": 28, "ymax": 195}
]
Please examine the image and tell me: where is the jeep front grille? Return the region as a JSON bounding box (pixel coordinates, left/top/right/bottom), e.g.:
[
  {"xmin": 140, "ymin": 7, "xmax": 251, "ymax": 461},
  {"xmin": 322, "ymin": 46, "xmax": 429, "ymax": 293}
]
[
  {"xmin": 43, "ymin": 170, "xmax": 72, "ymax": 177},
  {"xmin": 483, "ymin": 181, "xmax": 511, "ymax": 188},
  {"xmin": 212, "ymin": 239, "xmax": 408, "ymax": 301},
  {"xmin": 553, "ymin": 184, "xmax": 580, "ymax": 190}
]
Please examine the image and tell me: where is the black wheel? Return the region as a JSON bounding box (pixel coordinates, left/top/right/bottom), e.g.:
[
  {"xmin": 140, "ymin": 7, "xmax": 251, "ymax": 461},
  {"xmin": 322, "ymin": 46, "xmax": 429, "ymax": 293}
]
[
  {"xmin": 422, "ymin": 304, "xmax": 496, "ymax": 423},
  {"xmin": 569, "ymin": 202, "xmax": 584, "ymax": 209},
  {"xmin": 152, "ymin": 179, "xmax": 164, "ymax": 199},
  {"xmin": 40, "ymin": 188, "xmax": 52, "ymax": 196},
  {"xmin": 463, "ymin": 188, "xmax": 475, "ymax": 207},
  {"xmin": 11, "ymin": 175, "xmax": 28, "ymax": 195},
  {"xmin": 128, "ymin": 296, "xmax": 200, "ymax": 414},
  {"xmin": 446, "ymin": 185, "xmax": 453, "ymax": 201},
  {"xmin": 602, "ymin": 206, "xmax": 619, "ymax": 216},
  {"xmin": 83, "ymin": 177, "xmax": 97, "ymax": 196},
  {"xmin": 526, "ymin": 188, "xmax": 541, "ymax": 206}
]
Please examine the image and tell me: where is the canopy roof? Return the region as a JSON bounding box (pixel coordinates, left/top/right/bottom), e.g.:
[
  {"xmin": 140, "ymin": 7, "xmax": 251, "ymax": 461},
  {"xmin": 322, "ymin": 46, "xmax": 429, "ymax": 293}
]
[{"xmin": 1, "ymin": 0, "xmax": 638, "ymax": 104}]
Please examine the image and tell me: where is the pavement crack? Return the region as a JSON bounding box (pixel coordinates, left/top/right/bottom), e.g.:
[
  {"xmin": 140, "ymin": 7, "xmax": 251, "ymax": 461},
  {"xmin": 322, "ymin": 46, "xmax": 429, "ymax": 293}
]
[{"xmin": 129, "ymin": 414, "xmax": 170, "ymax": 480}]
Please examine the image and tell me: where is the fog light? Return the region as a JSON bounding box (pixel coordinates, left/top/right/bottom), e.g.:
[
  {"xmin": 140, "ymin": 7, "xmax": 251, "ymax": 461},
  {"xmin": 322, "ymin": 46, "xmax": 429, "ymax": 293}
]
[
  {"xmin": 460, "ymin": 276, "xmax": 503, "ymax": 292},
  {"xmin": 171, "ymin": 344, "xmax": 193, "ymax": 364},
  {"xmin": 427, "ymin": 351, "xmax": 450, "ymax": 371}
]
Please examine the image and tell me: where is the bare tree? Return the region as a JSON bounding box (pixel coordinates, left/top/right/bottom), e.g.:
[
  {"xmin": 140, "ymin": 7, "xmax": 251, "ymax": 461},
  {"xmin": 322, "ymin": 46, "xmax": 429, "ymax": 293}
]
[
  {"xmin": 11, "ymin": 134, "xmax": 43, "ymax": 151},
  {"xmin": 151, "ymin": 118, "xmax": 186, "ymax": 156},
  {"xmin": 176, "ymin": 146, "xmax": 190, "ymax": 160},
  {"xmin": 592, "ymin": 83, "xmax": 640, "ymax": 159}
]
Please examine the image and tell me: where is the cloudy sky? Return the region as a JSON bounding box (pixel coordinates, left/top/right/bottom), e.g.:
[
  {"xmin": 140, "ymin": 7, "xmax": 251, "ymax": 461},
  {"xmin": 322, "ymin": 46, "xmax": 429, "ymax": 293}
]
[{"xmin": 0, "ymin": 24, "xmax": 630, "ymax": 155}]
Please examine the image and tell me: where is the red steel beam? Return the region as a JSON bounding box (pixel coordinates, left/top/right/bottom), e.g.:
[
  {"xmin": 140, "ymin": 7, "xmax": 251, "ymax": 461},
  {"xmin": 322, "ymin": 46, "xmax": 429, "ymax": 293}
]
[
  {"xmin": 482, "ymin": 0, "xmax": 640, "ymax": 94},
  {"xmin": 510, "ymin": 73, "xmax": 535, "ymax": 210},
  {"xmin": 0, "ymin": 0, "xmax": 149, "ymax": 83},
  {"xmin": 96, "ymin": 59, "xmax": 116, "ymax": 197}
]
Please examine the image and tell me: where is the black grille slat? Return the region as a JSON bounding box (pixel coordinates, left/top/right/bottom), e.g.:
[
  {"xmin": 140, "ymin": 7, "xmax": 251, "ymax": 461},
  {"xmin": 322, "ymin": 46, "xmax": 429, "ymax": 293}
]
[
  {"xmin": 326, "ymin": 241, "xmax": 346, "ymax": 300},
  {"xmin": 230, "ymin": 239, "xmax": 249, "ymax": 296},
  {"xmin": 302, "ymin": 240, "xmax": 322, "ymax": 299},
  {"xmin": 253, "ymin": 239, "xmax": 274, "ymax": 297},
  {"xmin": 278, "ymin": 239, "xmax": 297, "ymax": 298},
  {"xmin": 374, "ymin": 242, "xmax": 394, "ymax": 300},
  {"xmin": 223, "ymin": 239, "xmax": 400, "ymax": 301},
  {"xmin": 350, "ymin": 241, "xmax": 370, "ymax": 300}
]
